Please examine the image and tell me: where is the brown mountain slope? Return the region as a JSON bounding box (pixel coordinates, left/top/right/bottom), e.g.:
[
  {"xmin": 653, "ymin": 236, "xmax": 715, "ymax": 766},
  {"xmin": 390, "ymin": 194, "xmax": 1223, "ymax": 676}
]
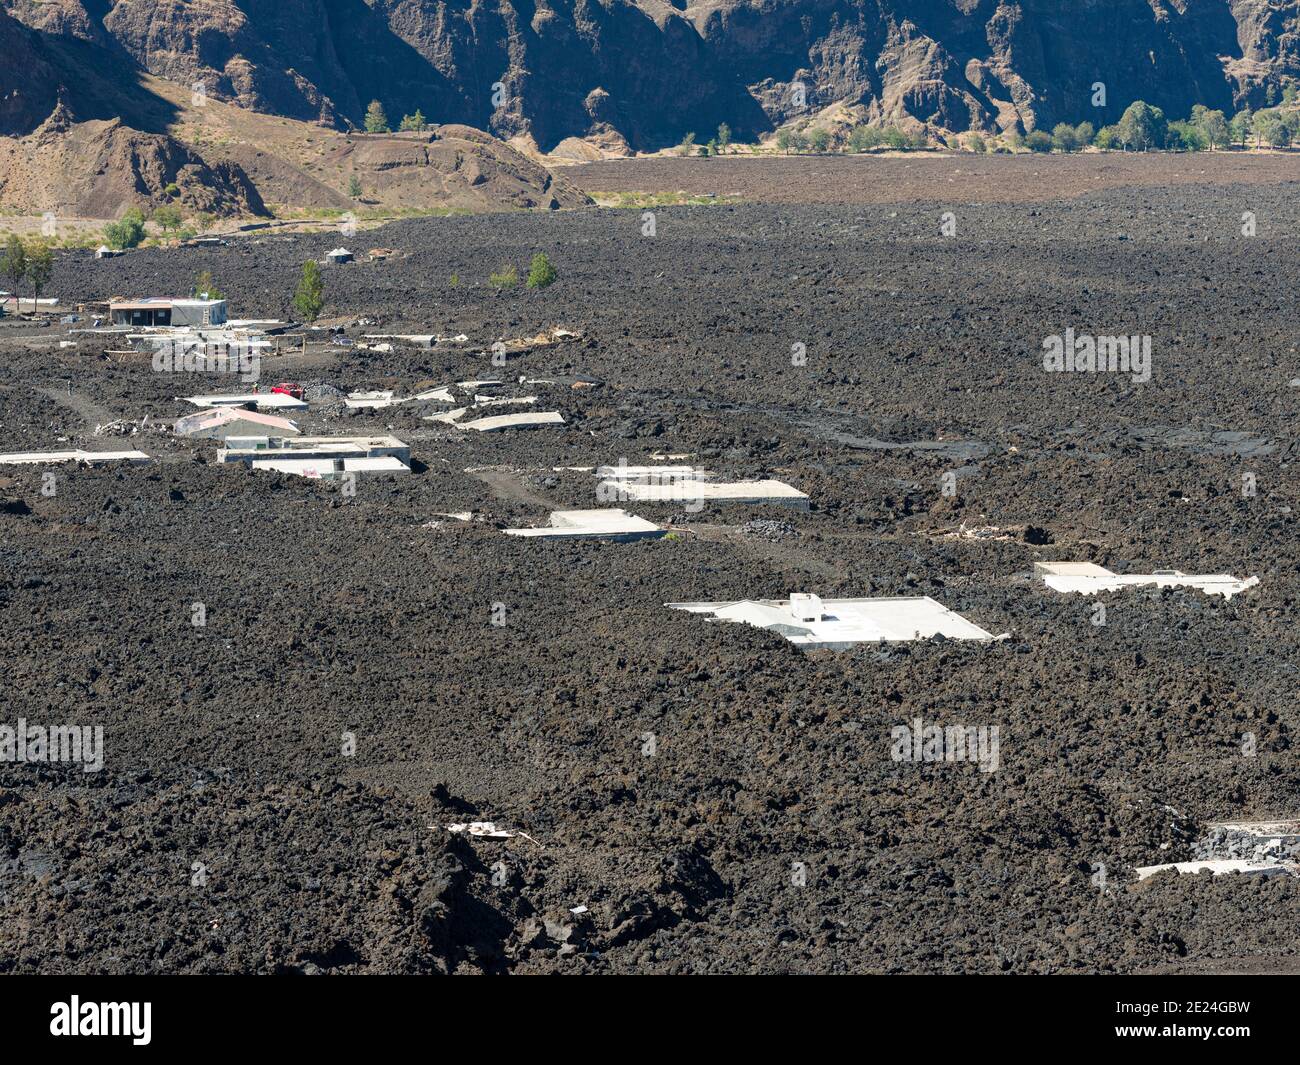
[
  {"xmin": 7, "ymin": 0, "xmax": 1300, "ymax": 151},
  {"xmin": 0, "ymin": 9, "xmax": 589, "ymax": 218}
]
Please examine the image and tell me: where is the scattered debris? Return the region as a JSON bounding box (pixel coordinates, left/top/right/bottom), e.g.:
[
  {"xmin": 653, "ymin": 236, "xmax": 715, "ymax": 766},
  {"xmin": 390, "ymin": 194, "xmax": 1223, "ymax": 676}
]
[{"xmin": 444, "ymin": 821, "xmax": 539, "ymax": 845}]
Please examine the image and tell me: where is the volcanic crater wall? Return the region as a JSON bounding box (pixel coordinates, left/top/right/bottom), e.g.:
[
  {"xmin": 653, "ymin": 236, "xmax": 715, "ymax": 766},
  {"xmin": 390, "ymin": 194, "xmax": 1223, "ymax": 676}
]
[{"xmin": 7, "ymin": 0, "xmax": 1300, "ymax": 150}]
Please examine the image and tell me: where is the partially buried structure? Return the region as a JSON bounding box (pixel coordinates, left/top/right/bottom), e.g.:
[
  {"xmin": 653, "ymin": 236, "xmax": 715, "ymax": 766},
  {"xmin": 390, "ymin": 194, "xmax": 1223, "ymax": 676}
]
[
  {"xmin": 667, "ymin": 593, "xmax": 996, "ymax": 650},
  {"xmin": 504, "ymin": 509, "xmax": 664, "ymax": 542},
  {"xmin": 1034, "ymin": 561, "xmax": 1258, "ymax": 599},
  {"xmin": 174, "ymin": 407, "xmax": 300, "ymax": 440}
]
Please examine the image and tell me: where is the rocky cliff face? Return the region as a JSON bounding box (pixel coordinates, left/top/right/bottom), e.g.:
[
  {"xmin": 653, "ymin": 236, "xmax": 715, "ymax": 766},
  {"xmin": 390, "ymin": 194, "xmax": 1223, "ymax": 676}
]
[{"xmin": 6, "ymin": 1, "xmax": 1300, "ymax": 153}]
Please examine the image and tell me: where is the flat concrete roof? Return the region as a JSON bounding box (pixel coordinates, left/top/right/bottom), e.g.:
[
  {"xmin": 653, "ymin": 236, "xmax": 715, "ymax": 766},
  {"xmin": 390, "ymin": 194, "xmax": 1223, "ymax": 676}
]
[
  {"xmin": 606, "ymin": 478, "xmax": 808, "ymax": 507},
  {"xmin": 249, "ymin": 456, "xmax": 410, "ymax": 479},
  {"xmin": 668, "ymin": 594, "xmax": 995, "ymax": 648},
  {"xmin": 456, "ymin": 411, "xmax": 565, "ymax": 432},
  {"xmin": 1035, "ymin": 561, "xmax": 1258, "ymax": 599},
  {"xmin": 1134, "ymin": 860, "xmax": 1297, "ymax": 880},
  {"xmin": 0, "ymin": 449, "xmax": 151, "ymax": 465},
  {"xmin": 505, "ymin": 508, "xmax": 664, "ymax": 541},
  {"xmin": 183, "ymin": 392, "xmax": 307, "ymax": 410}
]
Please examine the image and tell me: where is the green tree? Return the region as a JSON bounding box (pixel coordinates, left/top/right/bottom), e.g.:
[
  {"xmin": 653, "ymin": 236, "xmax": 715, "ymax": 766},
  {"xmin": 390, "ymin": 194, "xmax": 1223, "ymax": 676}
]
[
  {"xmin": 1026, "ymin": 129, "xmax": 1054, "ymax": 152},
  {"xmin": 25, "ymin": 241, "xmax": 52, "ymax": 313},
  {"xmin": 193, "ymin": 269, "xmax": 223, "ymax": 300},
  {"xmin": 1093, "ymin": 125, "xmax": 1120, "ymax": 150},
  {"xmin": 1, "ymin": 234, "xmax": 27, "ymax": 308},
  {"xmin": 1167, "ymin": 120, "xmax": 1207, "ymax": 151},
  {"xmin": 677, "ymin": 131, "xmax": 696, "ymax": 156},
  {"xmin": 775, "ymin": 129, "xmax": 793, "ymax": 153},
  {"xmin": 103, "ymin": 207, "xmax": 147, "ymax": 250},
  {"xmin": 292, "ymin": 260, "xmax": 325, "ymax": 322},
  {"xmin": 1230, "ymin": 109, "xmax": 1253, "ymax": 146},
  {"xmin": 1117, "ymin": 100, "xmax": 1166, "ymax": 151},
  {"xmin": 364, "ymin": 100, "xmax": 390, "ymax": 133},
  {"xmin": 153, "ymin": 205, "xmax": 183, "ymax": 234},
  {"xmin": 348, "ymin": 175, "xmax": 362, "ymax": 199},
  {"xmin": 717, "ymin": 122, "xmax": 731, "ymax": 153},
  {"xmin": 1051, "ymin": 123, "xmax": 1081, "ymax": 152},
  {"xmin": 1190, "ymin": 105, "xmax": 1229, "ymax": 149},
  {"xmin": 967, "ymin": 132, "xmax": 987, "ymax": 153},
  {"xmin": 399, "ymin": 109, "xmax": 427, "ymax": 132},
  {"xmin": 1074, "ymin": 121, "xmax": 1095, "ymax": 145},
  {"xmin": 526, "ymin": 252, "xmax": 557, "ymax": 289},
  {"xmin": 808, "ymin": 127, "xmax": 831, "ymax": 152},
  {"xmin": 848, "ymin": 125, "xmax": 883, "ymax": 152},
  {"xmin": 883, "ymin": 126, "xmax": 908, "ymax": 150},
  {"xmin": 705, "ymin": 137, "xmax": 719, "ymax": 156},
  {"xmin": 1259, "ymin": 112, "xmax": 1291, "ymax": 147}
]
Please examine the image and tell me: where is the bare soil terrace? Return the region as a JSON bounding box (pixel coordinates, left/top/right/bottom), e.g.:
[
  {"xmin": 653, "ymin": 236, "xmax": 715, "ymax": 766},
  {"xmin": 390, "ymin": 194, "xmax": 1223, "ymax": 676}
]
[
  {"xmin": 2, "ymin": 155, "xmax": 1300, "ymax": 973},
  {"xmin": 569, "ymin": 149, "xmax": 1300, "ymax": 205}
]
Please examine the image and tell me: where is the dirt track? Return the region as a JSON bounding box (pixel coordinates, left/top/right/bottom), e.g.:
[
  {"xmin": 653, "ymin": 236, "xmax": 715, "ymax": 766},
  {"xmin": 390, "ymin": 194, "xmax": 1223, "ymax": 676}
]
[{"xmin": 3, "ymin": 156, "xmax": 1300, "ymax": 973}]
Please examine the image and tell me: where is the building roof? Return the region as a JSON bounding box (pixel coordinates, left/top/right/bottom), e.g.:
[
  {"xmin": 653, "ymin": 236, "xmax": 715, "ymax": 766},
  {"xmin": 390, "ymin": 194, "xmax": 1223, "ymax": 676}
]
[
  {"xmin": 0, "ymin": 449, "xmax": 151, "ymax": 465},
  {"xmin": 505, "ymin": 508, "xmax": 663, "ymax": 540},
  {"xmin": 174, "ymin": 407, "xmax": 300, "ymax": 435},
  {"xmin": 606, "ymin": 478, "xmax": 808, "ymax": 505},
  {"xmin": 183, "ymin": 392, "xmax": 307, "ymax": 410},
  {"xmin": 1034, "ymin": 561, "xmax": 1259, "ymax": 598},
  {"xmin": 667, "ymin": 594, "xmax": 996, "ymax": 648},
  {"xmin": 249, "ymin": 455, "xmax": 410, "ymax": 478},
  {"xmin": 110, "ymin": 298, "xmax": 226, "ymax": 311}
]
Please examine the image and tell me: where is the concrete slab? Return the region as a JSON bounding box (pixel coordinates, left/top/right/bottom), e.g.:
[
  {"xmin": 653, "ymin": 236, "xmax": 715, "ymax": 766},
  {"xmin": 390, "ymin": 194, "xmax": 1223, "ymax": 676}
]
[
  {"xmin": 183, "ymin": 392, "xmax": 307, "ymax": 411},
  {"xmin": 667, "ymin": 594, "xmax": 995, "ymax": 649},
  {"xmin": 456, "ymin": 412, "xmax": 565, "ymax": 432},
  {"xmin": 1134, "ymin": 859, "xmax": 1298, "ymax": 881},
  {"xmin": 606, "ymin": 478, "xmax": 809, "ymax": 509},
  {"xmin": 1035, "ymin": 561, "xmax": 1259, "ymax": 599},
  {"xmin": 0, "ymin": 449, "xmax": 151, "ymax": 466},
  {"xmin": 249, "ymin": 455, "xmax": 411, "ymax": 479},
  {"xmin": 219, "ymin": 435, "xmax": 410, "ymax": 465},
  {"xmin": 505, "ymin": 508, "xmax": 664, "ymax": 541}
]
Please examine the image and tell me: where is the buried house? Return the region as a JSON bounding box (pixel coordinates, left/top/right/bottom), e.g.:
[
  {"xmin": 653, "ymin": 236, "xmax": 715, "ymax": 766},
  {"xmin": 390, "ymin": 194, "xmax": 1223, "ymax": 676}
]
[
  {"xmin": 1034, "ymin": 562, "xmax": 1259, "ymax": 599},
  {"xmin": 667, "ymin": 593, "xmax": 998, "ymax": 650},
  {"xmin": 504, "ymin": 508, "xmax": 664, "ymax": 542},
  {"xmin": 597, "ymin": 464, "xmax": 808, "ymax": 509},
  {"xmin": 174, "ymin": 407, "xmax": 301, "ymax": 440}
]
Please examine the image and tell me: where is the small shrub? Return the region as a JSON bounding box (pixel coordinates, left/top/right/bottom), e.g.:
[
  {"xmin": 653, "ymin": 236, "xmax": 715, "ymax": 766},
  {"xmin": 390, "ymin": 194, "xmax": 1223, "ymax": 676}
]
[
  {"xmin": 526, "ymin": 252, "xmax": 556, "ymax": 289},
  {"xmin": 489, "ymin": 264, "xmax": 518, "ymax": 290}
]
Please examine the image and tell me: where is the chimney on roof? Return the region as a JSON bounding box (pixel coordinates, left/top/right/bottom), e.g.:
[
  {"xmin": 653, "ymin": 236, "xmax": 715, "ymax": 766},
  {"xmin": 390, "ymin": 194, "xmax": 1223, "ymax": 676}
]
[{"xmin": 789, "ymin": 593, "xmax": 824, "ymax": 623}]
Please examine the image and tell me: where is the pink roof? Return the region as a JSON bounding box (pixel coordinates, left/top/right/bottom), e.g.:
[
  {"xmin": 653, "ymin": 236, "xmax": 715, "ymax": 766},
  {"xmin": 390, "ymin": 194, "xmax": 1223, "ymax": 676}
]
[{"xmin": 175, "ymin": 407, "xmax": 300, "ymax": 434}]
